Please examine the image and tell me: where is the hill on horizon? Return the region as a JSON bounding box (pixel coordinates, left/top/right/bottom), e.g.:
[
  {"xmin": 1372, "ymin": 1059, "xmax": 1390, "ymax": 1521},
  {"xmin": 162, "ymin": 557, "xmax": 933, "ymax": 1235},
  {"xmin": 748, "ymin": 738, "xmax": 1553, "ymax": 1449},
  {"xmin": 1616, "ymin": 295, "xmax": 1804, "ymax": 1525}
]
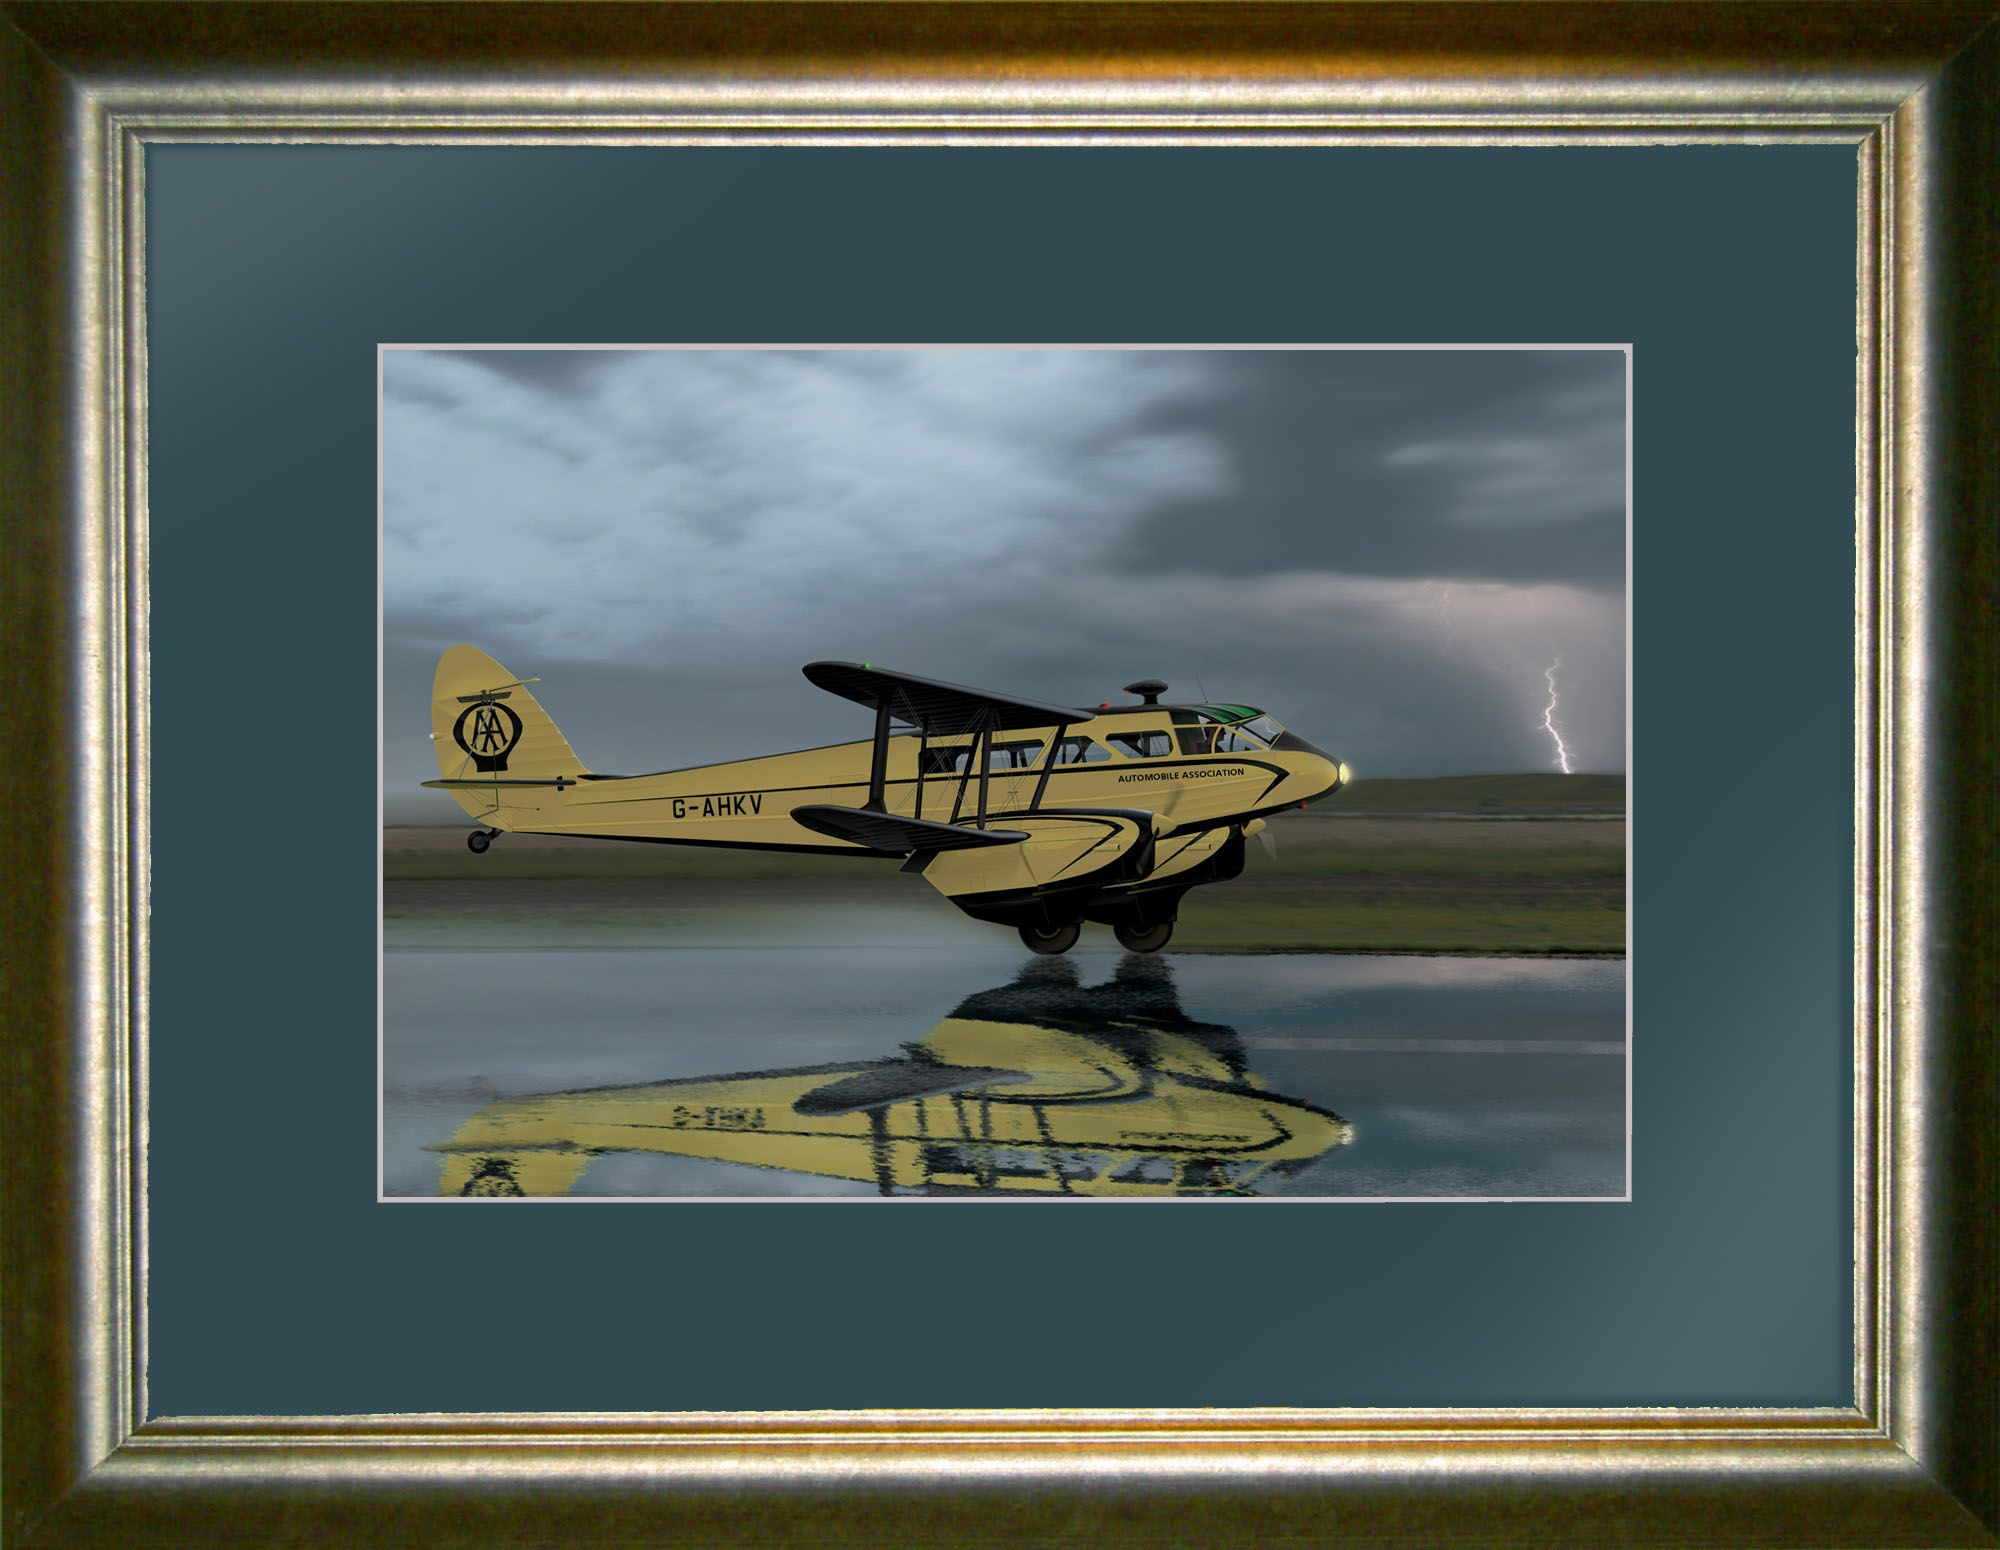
[{"xmin": 1327, "ymin": 772, "xmax": 1625, "ymax": 813}]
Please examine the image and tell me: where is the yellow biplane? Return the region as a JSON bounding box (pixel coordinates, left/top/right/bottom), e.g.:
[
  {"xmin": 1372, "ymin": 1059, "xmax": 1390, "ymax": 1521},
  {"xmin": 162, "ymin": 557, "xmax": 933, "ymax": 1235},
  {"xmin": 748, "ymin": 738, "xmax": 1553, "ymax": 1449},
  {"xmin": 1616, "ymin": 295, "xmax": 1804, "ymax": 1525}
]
[
  {"xmin": 426, "ymin": 644, "xmax": 1348, "ymax": 953},
  {"xmin": 429, "ymin": 957, "xmax": 1353, "ymax": 1197}
]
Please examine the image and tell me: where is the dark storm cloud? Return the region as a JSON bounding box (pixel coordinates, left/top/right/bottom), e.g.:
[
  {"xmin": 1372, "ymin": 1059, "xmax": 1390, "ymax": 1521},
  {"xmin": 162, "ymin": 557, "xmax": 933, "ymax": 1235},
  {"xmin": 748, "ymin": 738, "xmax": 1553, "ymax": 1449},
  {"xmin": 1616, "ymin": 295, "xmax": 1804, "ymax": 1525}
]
[
  {"xmin": 436, "ymin": 348, "xmax": 633, "ymax": 397},
  {"xmin": 1126, "ymin": 351, "xmax": 1625, "ymax": 588},
  {"xmin": 382, "ymin": 371, "xmax": 462, "ymax": 412},
  {"xmin": 381, "ymin": 348, "xmax": 1626, "ymax": 819}
]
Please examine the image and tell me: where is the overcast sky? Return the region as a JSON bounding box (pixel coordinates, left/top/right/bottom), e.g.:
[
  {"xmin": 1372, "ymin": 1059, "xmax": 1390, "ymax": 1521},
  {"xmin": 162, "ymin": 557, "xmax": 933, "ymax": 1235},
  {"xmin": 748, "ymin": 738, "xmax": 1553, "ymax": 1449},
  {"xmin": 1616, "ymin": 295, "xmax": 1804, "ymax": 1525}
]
[{"xmin": 382, "ymin": 347, "xmax": 1626, "ymax": 822}]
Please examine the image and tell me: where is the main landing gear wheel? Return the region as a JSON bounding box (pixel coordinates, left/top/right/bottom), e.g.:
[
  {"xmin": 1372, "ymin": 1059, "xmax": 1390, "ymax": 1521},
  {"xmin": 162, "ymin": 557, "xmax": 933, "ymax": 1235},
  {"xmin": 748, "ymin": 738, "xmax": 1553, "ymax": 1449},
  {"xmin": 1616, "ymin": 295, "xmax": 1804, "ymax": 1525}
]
[
  {"xmin": 1114, "ymin": 921, "xmax": 1174, "ymax": 953},
  {"xmin": 466, "ymin": 829, "xmax": 497, "ymax": 854},
  {"xmin": 1019, "ymin": 921, "xmax": 1082, "ymax": 956}
]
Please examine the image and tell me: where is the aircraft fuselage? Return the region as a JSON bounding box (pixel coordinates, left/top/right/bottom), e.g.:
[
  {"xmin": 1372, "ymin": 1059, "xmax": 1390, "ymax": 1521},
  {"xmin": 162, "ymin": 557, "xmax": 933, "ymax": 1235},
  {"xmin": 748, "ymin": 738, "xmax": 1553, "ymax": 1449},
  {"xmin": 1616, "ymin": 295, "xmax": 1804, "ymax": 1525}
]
[
  {"xmin": 426, "ymin": 646, "xmax": 1349, "ymax": 950},
  {"xmin": 461, "ymin": 707, "xmax": 1341, "ymax": 853}
]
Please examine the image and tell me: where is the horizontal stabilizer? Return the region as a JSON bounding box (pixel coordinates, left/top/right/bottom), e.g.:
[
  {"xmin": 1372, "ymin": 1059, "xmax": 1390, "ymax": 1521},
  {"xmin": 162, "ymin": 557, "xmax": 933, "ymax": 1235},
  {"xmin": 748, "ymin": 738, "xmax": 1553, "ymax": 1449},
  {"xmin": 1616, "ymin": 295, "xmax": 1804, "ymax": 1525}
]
[
  {"xmin": 793, "ymin": 1060, "xmax": 1034, "ymax": 1117},
  {"xmin": 423, "ymin": 777, "xmax": 577, "ymax": 789},
  {"xmin": 792, "ymin": 804, "xmax": 1027, "ymax": 855},
  {"xmin": 802, "ymin": 661, "xmax": 1093, "ymax": 735}
]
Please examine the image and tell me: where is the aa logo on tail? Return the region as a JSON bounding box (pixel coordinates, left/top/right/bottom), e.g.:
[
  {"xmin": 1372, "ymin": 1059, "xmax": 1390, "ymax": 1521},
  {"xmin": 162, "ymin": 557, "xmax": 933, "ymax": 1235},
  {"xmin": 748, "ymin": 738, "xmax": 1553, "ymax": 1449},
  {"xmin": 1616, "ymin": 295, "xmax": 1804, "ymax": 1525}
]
[{"xmin": 452, "ymin": 693, "xmax": 525, "ymax": 772}]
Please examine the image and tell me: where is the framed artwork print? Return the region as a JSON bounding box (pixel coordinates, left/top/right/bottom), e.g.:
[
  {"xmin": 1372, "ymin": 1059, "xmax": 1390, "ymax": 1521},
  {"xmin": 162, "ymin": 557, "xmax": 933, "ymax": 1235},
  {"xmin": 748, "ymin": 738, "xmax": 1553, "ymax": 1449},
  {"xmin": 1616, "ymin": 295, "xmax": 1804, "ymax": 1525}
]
[{"xmin": 3, "ymin": 4, "xmax": 1994, "ymax": 1545}]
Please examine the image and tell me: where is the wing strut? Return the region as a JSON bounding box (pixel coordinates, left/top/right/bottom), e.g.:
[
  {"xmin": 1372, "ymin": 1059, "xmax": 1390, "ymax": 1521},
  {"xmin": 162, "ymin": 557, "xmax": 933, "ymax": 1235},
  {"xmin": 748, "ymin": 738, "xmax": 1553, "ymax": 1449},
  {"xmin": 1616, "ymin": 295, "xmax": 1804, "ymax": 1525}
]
[
  {"xmin": 1029, "ymin": 721, "xmax": 1069, "ymax": 812},
  {"xmin": 804, "ymin": 661, "xmax": 1095, "ymax": 825},
  {"xmin": 866, "ymin": 699, "xmax": 892, "ymax": 811},
  {"xmin": 975, "ymin": 727, "xmax": 991, "ymax": 829}
]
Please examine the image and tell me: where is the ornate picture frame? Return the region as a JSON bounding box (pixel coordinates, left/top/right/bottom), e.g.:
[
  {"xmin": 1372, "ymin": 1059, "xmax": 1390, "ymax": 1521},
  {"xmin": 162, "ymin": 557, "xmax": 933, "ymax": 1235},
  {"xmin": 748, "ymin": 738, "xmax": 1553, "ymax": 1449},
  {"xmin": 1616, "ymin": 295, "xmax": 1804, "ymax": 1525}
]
[{"xmin": 3, "ymin": 5, "xmax": 1992, "ymax": 1543}]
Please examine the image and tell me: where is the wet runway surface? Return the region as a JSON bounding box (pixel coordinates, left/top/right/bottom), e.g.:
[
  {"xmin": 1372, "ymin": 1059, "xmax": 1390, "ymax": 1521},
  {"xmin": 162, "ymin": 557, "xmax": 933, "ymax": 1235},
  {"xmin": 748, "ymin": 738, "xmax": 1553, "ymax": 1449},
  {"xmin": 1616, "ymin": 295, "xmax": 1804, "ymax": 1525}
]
[{"xmin": 382, "ymin": 936, "xmax": 1626, "ymax": 1200}]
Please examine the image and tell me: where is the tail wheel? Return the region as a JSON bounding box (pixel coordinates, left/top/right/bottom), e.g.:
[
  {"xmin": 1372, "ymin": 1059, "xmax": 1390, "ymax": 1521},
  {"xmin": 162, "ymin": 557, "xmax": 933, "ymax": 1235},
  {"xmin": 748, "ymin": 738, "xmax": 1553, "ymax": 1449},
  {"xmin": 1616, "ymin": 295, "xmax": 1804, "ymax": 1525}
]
[
  {"xmin": 1019, "ymin": 921, "xmax": 1081, "ymax": 955},
  {"xmin": 466, "ymin": 829, "xmax": 494, "ymax": 854},
  {"xmin": 1114, "ymin": 920, "xmax": 1174, "ymax": 954}
]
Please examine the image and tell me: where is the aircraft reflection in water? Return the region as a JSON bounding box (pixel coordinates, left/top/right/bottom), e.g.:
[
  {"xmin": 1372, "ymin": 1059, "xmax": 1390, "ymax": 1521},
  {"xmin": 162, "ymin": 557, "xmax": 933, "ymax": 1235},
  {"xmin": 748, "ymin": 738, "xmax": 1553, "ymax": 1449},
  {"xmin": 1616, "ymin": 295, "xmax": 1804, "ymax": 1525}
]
[{"xmin": 430, "ymin": 956, "xmax": 1352, "ymax": 1198}]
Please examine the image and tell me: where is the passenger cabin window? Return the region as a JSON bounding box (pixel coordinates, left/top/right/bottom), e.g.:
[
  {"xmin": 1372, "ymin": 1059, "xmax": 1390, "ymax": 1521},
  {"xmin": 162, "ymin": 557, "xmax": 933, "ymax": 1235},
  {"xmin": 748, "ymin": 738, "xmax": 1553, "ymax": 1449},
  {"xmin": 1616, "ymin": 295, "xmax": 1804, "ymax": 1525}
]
[
  {"xmin": 1108, "ymin": 730, "xmax": 1171, "ymax": 759},
  {"xmin": 988, "ymin": 740, "xmax": 1044, "ymax": 771},
  {"xmin": 918, "ymin": 740, "xmax": 1044, "ymax": 775},
  {"xmin": 1052, "ymin": 735, "xmax": 1111, "ymax": 765}
]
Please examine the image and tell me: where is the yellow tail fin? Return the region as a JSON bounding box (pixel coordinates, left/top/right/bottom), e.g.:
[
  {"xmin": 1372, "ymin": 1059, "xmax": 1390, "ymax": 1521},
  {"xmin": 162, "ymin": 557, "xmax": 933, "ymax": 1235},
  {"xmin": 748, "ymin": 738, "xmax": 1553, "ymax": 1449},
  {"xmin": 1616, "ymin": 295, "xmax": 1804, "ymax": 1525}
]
[{"xmin": 430, "ymin": 645, "xmax": 588, "ymax": 791}]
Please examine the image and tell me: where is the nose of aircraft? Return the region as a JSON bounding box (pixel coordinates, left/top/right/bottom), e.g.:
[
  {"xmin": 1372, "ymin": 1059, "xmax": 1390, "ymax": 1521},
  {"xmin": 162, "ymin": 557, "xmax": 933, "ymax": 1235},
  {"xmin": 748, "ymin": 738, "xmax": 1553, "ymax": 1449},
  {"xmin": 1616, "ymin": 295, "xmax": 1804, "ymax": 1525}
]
[
  {"xmin": 1301, "ymin": 754, "xmax": 1346, "ymax": 804},
  {"xmin": 1271, "ymin": 729, "xmax": 1347, "ymax": 804},
  {"xmin": 1275, "ymin": 1104, "xmax": 1355, "ymax": 1163}
]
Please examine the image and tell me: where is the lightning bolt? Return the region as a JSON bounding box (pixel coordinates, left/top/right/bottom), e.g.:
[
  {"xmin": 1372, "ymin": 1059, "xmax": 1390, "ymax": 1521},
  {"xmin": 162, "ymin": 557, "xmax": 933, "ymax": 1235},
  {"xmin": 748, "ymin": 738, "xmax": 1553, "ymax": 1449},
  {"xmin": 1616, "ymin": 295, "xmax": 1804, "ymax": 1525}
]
[
  {"xmin": 1540, "ymin": 658, "xmax": 1574, "ymax": 774},
  {"xmin": 1430, "ymin": 581, "xmax": 1462, "ymax": 654}
]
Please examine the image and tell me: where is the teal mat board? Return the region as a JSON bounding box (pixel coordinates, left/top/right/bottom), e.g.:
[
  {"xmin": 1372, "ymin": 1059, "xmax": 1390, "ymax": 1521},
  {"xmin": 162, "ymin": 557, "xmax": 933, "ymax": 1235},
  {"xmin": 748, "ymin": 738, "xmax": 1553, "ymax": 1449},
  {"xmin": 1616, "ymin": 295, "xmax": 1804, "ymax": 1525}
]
[{"xmin": 146, "ymin": 145, "xmax": 1854, "ymax": 1414}]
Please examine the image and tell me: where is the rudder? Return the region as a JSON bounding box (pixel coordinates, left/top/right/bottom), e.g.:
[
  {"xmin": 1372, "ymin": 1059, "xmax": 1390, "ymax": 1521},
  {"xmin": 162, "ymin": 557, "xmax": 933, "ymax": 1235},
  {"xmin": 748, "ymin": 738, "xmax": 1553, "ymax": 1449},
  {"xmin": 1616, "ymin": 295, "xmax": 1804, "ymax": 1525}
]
[{"xmin": 430, "ymin": 644, "xmax": 589, "ymax": 787}]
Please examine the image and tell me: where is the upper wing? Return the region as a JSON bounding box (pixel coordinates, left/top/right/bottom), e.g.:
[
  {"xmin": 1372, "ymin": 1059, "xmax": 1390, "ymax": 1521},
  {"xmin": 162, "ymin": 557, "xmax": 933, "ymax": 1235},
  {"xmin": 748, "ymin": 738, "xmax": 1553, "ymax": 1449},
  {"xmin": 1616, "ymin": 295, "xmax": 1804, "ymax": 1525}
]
[{"xmin": 801, "ymin": 661, "xmax": 1095, "ymax": 736}]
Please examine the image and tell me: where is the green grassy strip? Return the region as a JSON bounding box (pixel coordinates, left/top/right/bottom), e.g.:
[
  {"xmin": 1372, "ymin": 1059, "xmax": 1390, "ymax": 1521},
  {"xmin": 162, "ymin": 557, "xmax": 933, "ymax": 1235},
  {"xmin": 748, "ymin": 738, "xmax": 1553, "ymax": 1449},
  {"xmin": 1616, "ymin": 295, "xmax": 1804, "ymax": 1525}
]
[
  {"xmin": 384, "ymin": 848, "xmax": 892, "ymax": 882},
  {"xmin": 384, "ymin": 840, "xmax": 1624, "ymax": 883},
  {"xmin": 1244, "ymin": 847, "xmax": 1622, "ymax": 880}
]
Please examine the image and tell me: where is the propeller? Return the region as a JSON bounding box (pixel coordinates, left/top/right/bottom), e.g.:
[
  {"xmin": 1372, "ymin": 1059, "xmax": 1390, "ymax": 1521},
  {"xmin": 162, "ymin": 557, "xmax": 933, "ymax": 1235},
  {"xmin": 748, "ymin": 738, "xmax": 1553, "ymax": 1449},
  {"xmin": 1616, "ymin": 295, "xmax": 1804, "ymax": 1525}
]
[{"xmin": 1257, "ymin": 828, "xmax": 1278, "ymax": 861}]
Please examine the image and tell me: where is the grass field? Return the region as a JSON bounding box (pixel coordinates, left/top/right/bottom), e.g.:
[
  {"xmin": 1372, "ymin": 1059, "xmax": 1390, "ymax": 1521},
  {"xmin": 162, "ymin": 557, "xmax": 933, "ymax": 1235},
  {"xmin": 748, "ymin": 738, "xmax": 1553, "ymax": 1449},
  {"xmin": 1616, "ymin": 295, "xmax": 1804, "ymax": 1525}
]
[
  {"xmin": 386, "ymin": 775, "xmax": 1626, "ymax": 954},
  {"xmin": 1328, "ymin": 772, "xmax": 1625, "ymax": 814}
]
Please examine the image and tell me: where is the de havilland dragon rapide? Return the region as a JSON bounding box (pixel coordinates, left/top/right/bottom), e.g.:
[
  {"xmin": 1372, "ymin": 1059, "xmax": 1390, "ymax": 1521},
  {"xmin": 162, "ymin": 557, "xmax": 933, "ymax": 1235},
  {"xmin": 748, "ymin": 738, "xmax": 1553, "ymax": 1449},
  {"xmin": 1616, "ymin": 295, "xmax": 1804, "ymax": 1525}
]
[{"xmin": 426, "ymin": 644, "xmax": 1350, "ymax": 954}]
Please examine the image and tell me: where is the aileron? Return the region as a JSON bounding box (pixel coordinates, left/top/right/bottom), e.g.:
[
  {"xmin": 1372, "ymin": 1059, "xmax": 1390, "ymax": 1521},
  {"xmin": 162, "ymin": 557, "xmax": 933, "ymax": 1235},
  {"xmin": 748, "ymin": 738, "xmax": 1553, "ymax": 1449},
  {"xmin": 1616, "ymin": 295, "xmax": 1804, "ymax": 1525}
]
[{"xmin": 802, "ymin": 660, "xmax": 1093, "ymax": 735}]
